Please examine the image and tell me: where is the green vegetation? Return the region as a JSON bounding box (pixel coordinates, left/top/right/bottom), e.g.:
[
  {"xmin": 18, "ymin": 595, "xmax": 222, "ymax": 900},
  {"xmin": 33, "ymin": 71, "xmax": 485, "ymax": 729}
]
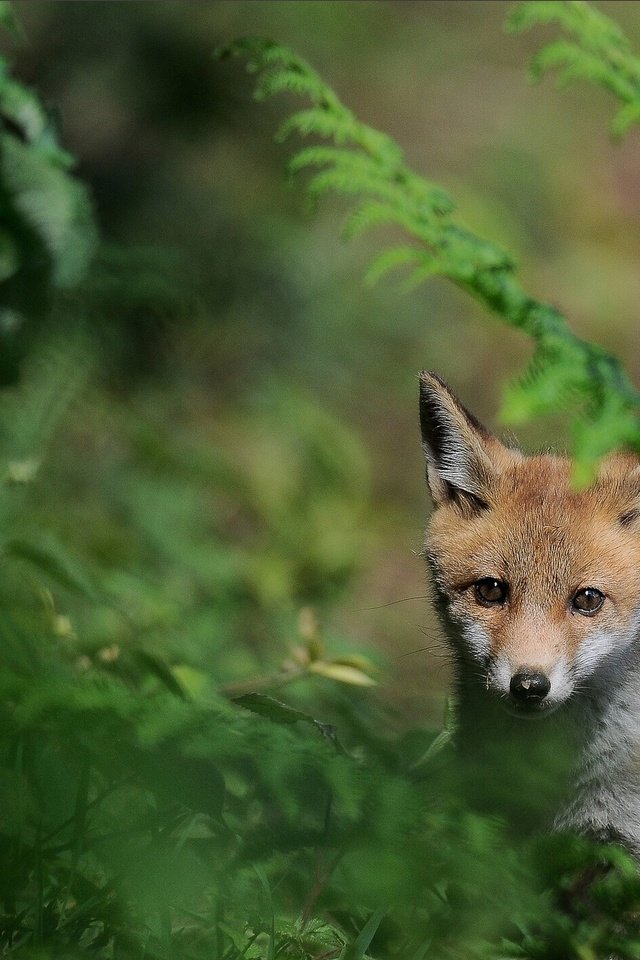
[
  {"xmin": 223, "ymin": 0, "xmax": 640, "ymax": 479},
  {"xmin": 0, "ymin": 1, "xmax": 640, "ymax": 957},
  {"xmin": 508, "ymin": 0, "xmax": 640, "ymax": 138}
]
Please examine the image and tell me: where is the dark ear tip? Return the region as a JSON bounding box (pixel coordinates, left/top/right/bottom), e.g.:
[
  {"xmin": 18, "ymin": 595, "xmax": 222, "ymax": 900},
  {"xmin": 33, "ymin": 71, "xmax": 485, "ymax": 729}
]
[
  {"xmin": 419, "ymin": 371, "xmax": 448, "ymax": 413},
  {"xmin": 418, "ymin": 370, "xmax": 450, "ymax": 395},
  {"xmin": 419, "ymin": 369, "xmax": 443, "ymax": 384},
  {"xmin": 418, "ymin": 371, "xmax": 492, "ymax": 444},
  {"xmin": 419, "ymin": 372, "xmax": 450, "ymax": 444}
]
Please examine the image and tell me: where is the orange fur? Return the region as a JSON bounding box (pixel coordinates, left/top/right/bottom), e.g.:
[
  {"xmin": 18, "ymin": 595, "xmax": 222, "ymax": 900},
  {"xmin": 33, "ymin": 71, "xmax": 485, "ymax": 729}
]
[{"xmin": 427, "ymin": 451, "xmax": 640, "ymax": 673}]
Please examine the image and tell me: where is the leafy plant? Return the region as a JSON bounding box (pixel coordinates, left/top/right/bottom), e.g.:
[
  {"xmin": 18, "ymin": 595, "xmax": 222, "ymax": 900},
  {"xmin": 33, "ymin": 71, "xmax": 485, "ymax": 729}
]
[
  {"xmin": 0, "ymin": 1, "xmax": 97, "ymax": 382},
  {"xmin": 507, "ymin": 0, "xmax": 640, "ymax": 138},
  {"xmin": 219, "ymin": 3, "xmax": 640, "ymax": 481}
]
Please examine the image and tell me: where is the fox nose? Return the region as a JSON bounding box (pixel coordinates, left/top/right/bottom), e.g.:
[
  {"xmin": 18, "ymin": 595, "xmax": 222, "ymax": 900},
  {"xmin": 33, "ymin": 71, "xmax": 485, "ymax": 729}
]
[{"xmin": 509, "ymin": 671, "xmax": 551, "ymax": 703}]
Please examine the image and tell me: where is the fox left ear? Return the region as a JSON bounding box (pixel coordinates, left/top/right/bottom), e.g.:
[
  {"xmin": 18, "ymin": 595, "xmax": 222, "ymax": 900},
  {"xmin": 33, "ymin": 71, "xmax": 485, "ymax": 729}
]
[{"xmin": 419, "ymin": 371, "xmax": 505, "ymax": 510}]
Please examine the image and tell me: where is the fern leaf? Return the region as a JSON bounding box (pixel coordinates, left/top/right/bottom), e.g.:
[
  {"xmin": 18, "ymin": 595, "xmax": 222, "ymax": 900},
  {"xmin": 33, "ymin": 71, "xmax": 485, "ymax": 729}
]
[
  {"xmin": 506, "ymin": 1, "xmax": 568, "ymax": 33},
  {"xmin": 611, "ymin": 100, "xmax": 640, "ymax": 137},
  {"xmin": 254, "ymin": 66, "xmax": 327, "ymax": 103},
  {"xmin": 350, "ymin": 124, "xmax": 405, "ymax": 168},
  {"xmin": 288, "ymin": 145, "xmax": 359, "ymax": 173},
  {"xmin": 531, "ymin": 40, "xmax": 637, "ymax": 100},
  {"xmin": 509, "ymin": 0, "xmax": 640, "ymax": 116},
  {"xmin": 364, "ymin": 246, "xmax": 423, "ymax": 286},
  {"xmin": 290, "ymin": 148, "xmax": 400, "ymax": 192},
  {"xmin": 305, "ymin": 167, "xmax": 404, "ymax": 205},
  {"xmin": 529, "ymin": 39, "xmax": 590, "ymax": 82},
  {"xmin": 276, "ymin": 107, "xmax": 356, "ymax": 145},
  {"xmin": 342, "ymin": 200, "xmax": 424, "ymax": 240},
  {"xmin": 508, "ymin": 1, "xmax": 628, "ymax": 49}
]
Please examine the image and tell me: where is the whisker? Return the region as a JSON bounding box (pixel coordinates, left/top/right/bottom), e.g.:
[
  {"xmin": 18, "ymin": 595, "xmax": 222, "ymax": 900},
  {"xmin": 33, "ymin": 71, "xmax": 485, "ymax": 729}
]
[
  {"xmin": 396, "ymin": 643, "xmax": 448, "ymax": 661},
  {"xmin": 360, "ymin": 595, "xmax": 430, "ymax": 611}
]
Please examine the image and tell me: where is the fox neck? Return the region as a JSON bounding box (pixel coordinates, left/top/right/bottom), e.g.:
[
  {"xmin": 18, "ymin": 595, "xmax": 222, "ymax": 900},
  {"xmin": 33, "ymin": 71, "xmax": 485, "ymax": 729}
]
[{"xmin": 552, "ymin": 642, "xmax": 640, "ymax": 854}]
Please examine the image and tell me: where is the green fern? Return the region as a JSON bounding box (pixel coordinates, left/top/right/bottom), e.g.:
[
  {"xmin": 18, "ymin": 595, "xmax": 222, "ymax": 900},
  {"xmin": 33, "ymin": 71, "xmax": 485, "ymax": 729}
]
[
  {"xmin": 0, "ymin": 3, "xmax": 97, "ymax": 320},
  {"xmin": 507, "ymin": 1, "xmax": 640, "ymax": 137},
  {"xmin": 220, "ymin": 30, "xmax": 640, "ymax": 480}
]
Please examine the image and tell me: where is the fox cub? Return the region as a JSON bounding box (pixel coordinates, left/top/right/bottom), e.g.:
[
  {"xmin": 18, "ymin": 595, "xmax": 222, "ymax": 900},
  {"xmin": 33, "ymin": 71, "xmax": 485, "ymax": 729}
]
[{"xmin": 419, "ymin": 371, "xmax": 640, "ymax": 854}]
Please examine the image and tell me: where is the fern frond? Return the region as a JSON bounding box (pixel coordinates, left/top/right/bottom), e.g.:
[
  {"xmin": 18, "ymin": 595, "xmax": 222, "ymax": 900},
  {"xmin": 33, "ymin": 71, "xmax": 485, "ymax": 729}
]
[
  {"xmin": 508, "ymin": 1, "xmax": 640, "ymax": 136},
  {"xmin": 219, "ymin": 39, "xmax": 326, "ymax": 95},
  {"xmin": 507, "ymin": 1, "xmax": 630, "ymax": 51},
  {"xmin": 220, "ymin": 33, "xmax": 640, "ymax": 473},
  {"xmin": 276, "ymin": 107, "xmax": 357, "ymax": 146},
  {"xmin": 305, "ymin": 167, "xmax": 405, "ymax": 206},
  {"xmin": 290, "ymin": 148, "xmax": 398, "ymax": 192},
  {"xmin": 288, "ymin": 145, "xmax": 359, "ymax": 173},
  {"xmin": 254, "ymin": 67, "xmax": 329, "ymax": 102},
  {"xmin": 530, "ymin": 40, "xmax": 596, "ymax": 83},
  {"xmin": 341, "ymin": 200, "xmax": 422, "ymax": 240}
]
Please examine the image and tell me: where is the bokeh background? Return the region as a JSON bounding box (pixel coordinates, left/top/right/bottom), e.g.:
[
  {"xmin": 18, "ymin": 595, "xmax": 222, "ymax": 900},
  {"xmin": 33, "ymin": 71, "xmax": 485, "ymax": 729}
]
[{"xmin": 5, "ymin": 0, "xmax": 640, "ymax": 726}]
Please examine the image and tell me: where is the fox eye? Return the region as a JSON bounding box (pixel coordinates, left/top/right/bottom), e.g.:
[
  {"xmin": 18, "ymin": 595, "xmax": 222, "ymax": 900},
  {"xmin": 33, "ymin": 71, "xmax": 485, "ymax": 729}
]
[
  {"xmin": 474, "ymin": 578, "xmax": 508, "ymax": 607},
  {"xmin": 571, "ymin": 587, "xmax": 605, "ymax": 616}
]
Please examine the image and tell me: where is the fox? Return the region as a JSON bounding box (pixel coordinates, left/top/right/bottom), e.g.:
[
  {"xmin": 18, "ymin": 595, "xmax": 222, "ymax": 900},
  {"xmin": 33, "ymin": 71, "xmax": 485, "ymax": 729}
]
[{"xmin": 419, "ymin": 370, "xmax": 640, "ymax": 855}]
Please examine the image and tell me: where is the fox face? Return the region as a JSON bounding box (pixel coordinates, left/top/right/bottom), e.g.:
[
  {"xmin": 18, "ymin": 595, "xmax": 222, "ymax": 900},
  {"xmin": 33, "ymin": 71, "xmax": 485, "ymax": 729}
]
[{"xmin": 419, "ymin": 371, "xmax": 640, "ymax": 716}]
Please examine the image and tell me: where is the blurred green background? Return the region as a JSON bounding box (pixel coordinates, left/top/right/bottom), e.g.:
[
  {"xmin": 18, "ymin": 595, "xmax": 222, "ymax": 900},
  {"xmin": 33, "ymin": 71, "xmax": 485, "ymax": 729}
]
[{"xmin": 4, "ymin": 0, "xmax": 640, "ymax": 726}]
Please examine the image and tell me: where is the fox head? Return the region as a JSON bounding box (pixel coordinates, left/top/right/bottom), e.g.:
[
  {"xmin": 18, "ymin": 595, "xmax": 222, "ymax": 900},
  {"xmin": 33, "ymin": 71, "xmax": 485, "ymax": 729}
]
[{"xmin": 419, "ymin": 371, "xmax": 640, "ymax": 716}]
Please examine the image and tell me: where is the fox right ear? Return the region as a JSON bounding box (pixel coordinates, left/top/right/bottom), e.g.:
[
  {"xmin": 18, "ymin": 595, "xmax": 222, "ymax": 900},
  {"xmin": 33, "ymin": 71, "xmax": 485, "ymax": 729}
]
[{"xmin": 419, "ymin": 371, "xmax": 501, "ymax": 510}]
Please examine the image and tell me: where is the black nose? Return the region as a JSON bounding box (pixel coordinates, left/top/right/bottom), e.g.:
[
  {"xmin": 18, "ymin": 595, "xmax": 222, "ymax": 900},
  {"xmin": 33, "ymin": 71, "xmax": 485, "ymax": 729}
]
[{"xmin": 509, "ymin": 671, "xmax": 551, "ymax": 703}]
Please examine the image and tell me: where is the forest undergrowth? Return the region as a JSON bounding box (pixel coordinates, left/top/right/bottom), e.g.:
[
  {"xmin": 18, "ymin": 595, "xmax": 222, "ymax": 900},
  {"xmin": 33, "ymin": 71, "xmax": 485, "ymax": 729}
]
[{"xmin": 1, "ymin": 2, "xmax": 640, "ymax": 958}]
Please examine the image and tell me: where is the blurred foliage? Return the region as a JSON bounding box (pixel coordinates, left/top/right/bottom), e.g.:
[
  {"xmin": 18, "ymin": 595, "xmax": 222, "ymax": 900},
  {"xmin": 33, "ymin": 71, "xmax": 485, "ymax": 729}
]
[
  {"xmin": 0, "ymin": 0, "xmax": 96, "ymax": 383},
  {"xmin": 0, "ymin": 1, "xmax": 639, "ymax": 958}
]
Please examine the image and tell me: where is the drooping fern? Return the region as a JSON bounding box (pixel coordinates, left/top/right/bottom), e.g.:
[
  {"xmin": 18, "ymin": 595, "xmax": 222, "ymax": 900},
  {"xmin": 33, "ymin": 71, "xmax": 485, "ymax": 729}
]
[
  {"xmin": 507, "ymin": 0, "xmax": 640, "ymax": 138},
  {"xmin": 219, "ymin": 25, "xmax": 640, "ymax": 481}
]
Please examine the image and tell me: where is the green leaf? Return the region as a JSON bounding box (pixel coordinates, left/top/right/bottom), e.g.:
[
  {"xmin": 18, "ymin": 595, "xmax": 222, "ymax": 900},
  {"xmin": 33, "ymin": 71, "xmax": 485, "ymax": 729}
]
[
  {"xmin": 4, "ymin": 536, "xmax": 96, "ymax": 598},
  {"xmin": 234, "ymin": 692, "xmax": 317, "ymax": 725},
  {"xmin": 308, "ymin": 661, "xmax": 377, "ymax": 687},
  {"xmin": 276, "ymin": 106, "xmax": 357, "ymax": 145},
  {"xmin": 235, "ymin": 692, "xmax": 347, "ymax": 753},
  {"xmin": 408, "ymin": 728, "xmax": 453, "ymax": 773},
  {"xmin": 339, "ymin": 906, "xmax": 386, "ymax": 960},
  {"xmin": 364, "ymin": 245, "xmax": 423, "ymax": 285},
  {"xmin": 255, "ymin": 66, "xmax": 325, "ymax": 102},
  {"xmin": 253, "ymin": 865, "xmax": 276, "ymax": 960},
  {"xmin": 0, "ymin": 133, "xmax": 97, "ymax": 287}
]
